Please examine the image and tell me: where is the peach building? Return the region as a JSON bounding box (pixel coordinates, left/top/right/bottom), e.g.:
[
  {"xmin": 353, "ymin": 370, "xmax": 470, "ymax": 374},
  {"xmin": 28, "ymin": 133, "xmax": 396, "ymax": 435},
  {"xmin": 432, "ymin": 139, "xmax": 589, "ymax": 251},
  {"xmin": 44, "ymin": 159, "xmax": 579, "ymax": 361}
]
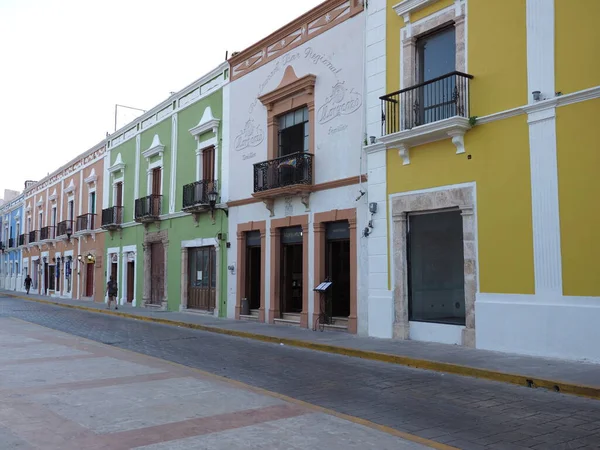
[{"xmin": 23, "ymin": 142, "xmax": 106, "ymax": 302}]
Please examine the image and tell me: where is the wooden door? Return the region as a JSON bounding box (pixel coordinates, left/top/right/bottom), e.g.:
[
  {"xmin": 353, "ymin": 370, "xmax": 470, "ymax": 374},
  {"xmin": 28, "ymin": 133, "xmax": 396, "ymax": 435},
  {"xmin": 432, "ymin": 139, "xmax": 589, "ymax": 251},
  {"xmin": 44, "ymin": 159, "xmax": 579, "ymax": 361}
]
[
  {"xmin": 126, "ymin": 262, "xmax": 134, "ymax": 302},
  {"xmin": 115, "ymin": 182, "xmax": 123, "ymax": 224},
  {"xmin": 150, "ymin": 242, "xmax": 164, "ymax": 305},
  {"xmin": 152, "ymin": 168, "xmax": 162, "ymax": 215},
  {"xmin": 187, "ymin": 246, "xmax": 216, "ymax": 311},
  {"xmin": 202, "ymin": 147, "xmax": 215, "ymax": 182},
  {"xmin": 116, "ymin": 182, "xmax": 123, "ymax": 206},
  {"xmin": 85, "ymin": 263, "xmax": 94, "ymax": 297}
]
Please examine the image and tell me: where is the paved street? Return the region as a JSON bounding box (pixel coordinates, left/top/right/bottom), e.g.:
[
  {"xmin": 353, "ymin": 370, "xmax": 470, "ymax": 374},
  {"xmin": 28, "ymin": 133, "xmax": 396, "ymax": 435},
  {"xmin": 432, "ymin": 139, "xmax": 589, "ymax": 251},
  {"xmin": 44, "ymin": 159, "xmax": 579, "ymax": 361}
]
[{"xmin": 1, "ymin": 295, "xmax": 600, "ymax": 449}]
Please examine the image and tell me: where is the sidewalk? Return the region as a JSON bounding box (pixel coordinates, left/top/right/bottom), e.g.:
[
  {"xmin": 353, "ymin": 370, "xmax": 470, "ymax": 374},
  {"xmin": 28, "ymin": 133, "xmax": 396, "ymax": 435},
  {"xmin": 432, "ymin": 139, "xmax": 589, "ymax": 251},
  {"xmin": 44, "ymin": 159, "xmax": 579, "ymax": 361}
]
[{"xmin": 3, "ymin": 288, "xmax": 599, "ymax": 400}]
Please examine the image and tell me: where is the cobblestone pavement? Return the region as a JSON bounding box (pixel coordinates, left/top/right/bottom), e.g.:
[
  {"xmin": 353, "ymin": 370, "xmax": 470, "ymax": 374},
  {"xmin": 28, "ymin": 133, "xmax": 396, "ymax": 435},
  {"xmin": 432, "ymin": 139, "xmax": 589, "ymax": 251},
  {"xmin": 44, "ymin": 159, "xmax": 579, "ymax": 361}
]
[{"xmin": 2, "ymin": 296, "xmax": 600, "ymax": 449}]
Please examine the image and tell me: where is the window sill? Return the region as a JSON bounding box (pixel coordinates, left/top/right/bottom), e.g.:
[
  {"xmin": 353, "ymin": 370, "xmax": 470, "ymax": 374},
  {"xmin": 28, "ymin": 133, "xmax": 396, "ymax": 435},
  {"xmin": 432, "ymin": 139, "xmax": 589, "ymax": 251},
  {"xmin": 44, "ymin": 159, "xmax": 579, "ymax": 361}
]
[{"xmin": 379, "ymin": 116, "xmax": 471, "ymax": 165}]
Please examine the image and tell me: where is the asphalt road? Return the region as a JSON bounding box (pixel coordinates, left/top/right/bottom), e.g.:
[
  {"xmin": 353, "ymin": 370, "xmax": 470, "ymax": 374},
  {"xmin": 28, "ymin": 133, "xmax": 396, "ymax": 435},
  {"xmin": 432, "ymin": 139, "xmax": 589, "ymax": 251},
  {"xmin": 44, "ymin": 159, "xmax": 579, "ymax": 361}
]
[{"xmin": 1, "ymin": 295, "xmax": 600, "ymax": 449}]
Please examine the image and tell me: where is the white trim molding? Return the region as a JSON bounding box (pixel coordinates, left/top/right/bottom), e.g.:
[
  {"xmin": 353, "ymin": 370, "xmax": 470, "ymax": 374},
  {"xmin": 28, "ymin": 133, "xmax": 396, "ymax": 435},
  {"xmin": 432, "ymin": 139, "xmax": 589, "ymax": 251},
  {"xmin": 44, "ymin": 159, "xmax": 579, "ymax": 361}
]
[
  {"xmin": 48, "ymin": 189, "xmax": 57, "ymax": 202},
  {"xmin": 84, "ymin": 168, "xmax": 98, "ymax": 184},
  {"xmin": 378, "ymin": 116, "xmax": 471, "ymax": 165},
  {"xmin": 142, "ymin": 134, "xmax": 165, "ymax": 160},
  {"xmin": 189, "ymin": 106, "xmax": 220, "ymax": 138},
  {"xmin": 63, "ymin": 180, "xmax": 76, "ymax": 194},
  {"xmin": 393, "ymin": 0, "xmax": 438, "ymax": 22},
  {"xmin": 108, "ymin": 153, "xmax": 126, "ymax": 174}
]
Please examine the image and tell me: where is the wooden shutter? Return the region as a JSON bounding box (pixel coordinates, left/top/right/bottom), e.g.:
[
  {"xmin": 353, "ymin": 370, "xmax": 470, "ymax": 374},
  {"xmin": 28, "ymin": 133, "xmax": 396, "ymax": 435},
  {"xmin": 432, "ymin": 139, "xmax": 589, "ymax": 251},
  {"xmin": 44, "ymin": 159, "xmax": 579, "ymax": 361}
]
[
  {"xmin": 152, "ymin": 168, "xmax": 162, "ymax": 196},
  {"xmin": 202, "ymin": 147, "xmax": 215, "ymax": 182}
]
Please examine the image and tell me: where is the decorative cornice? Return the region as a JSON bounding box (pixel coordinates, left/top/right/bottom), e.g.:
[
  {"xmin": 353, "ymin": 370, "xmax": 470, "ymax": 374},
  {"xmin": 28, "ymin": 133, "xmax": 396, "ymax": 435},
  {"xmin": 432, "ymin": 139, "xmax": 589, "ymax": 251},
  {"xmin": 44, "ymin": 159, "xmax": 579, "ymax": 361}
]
[
  {"xmin": 379, "ymin": 116, "xmax": 471, "ymax": 165},
  {"xmin": 48, "ymin": 189, "xmax": 58, "ymax": 202},
  {"xmin": 64, "ymin": 179, "xmax": 76, "ymax": 194},
  {"xmin": 392, "ymin": 0, "xmax": 438, "ymax": 21},
  {"xmin": 141, "ymin": 134, "xmax": 165, "ymax": 160},
  {"xmin": 229, "ymin": 0, "xmax": 363, "ymax": 81},
  {"xmin": 23, "ymin": 143, "xmax": 105, "ymax": 198},
  {"xmin": 259, "ymin": 66, "xmax": 316, "ymax": 110},
  {"xmin": 108, "ymin": 153, "xmax": 126, "ymax": 175},
  {"xmin": 84, "ymin": 168, "xmax": 97, "ymax": 184},
  {"xmin": 189, "ymin": 106, "xmax": 220, "ymax": 138}
]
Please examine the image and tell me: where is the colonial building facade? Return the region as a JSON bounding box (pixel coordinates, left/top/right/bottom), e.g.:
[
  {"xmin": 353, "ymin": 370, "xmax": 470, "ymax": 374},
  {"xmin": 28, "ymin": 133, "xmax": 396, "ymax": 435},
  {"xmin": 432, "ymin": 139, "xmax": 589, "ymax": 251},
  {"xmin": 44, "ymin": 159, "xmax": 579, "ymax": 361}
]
[
  {"xmin": 226, "ymin": 0, "xmax": 368, "ymax": 333},
  {"xmin": 0, "ymin": 195, "xmax": 24, "ymax": 291},
  {"xmin": 103, "ymin": 63, "xmax": 229, "ymax": 315},
  {"xmin": 364, "ymin": 0, "xmax": 600, "ymax": 361},
  {"xmin": 22, "ymin": 143, "xmax": 106, "ymax": 302}
]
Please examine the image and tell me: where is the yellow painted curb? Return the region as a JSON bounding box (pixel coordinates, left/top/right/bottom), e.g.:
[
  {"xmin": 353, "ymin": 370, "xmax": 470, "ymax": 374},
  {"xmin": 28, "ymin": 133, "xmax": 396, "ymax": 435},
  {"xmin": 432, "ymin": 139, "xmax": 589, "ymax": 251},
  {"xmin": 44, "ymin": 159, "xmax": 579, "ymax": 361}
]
[
  {"xmin": 11, "ymin": 315, "xmax": 458, "ymax": 450},
  {"xmin": 4, "ymin": 292, "xmax": 600, "ymax": 401}
]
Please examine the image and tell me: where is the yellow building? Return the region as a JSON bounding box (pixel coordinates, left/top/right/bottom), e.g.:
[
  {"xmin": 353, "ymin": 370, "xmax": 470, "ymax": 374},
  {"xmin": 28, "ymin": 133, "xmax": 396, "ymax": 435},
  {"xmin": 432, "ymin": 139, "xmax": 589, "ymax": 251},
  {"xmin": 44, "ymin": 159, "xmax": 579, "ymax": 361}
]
[{"xmin": 363, "ymin": 0, "xmax": 600, "ymax": 361}]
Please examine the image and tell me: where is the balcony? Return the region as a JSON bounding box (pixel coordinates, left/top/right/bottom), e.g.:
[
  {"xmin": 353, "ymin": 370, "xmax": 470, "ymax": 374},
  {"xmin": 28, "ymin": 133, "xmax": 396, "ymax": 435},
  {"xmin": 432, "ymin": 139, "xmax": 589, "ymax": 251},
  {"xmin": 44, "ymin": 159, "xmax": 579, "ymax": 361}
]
[
  {"xmin": 135, "ymin": 195, "xmax": 162, "ymax": 223},
  {"xmin": 56, "ymin": 220, "xmax": 74, "ymax": 239},
  {"xmin": 28, "ymin": 230, "xmax": 38, "ymax": 245},
  {"xmin": 183, "ymin": 180, "xmax": 218, "ymax": 212},
  {"xmin": 40, "ymin": 226, "xmax": 56, "ymax": 241},
  {"xmin": 379, "ymin": 71, "xmax": 474, "ymax": 165},
  {"xmin": 101, "ymin": 206, "xmax": 123, "ymax": 231},
  {"xmin": 18, "ymin": 234, "xmax": 26, "ymax": 247},
  {"xmin": 252, "ymin": 152, "xmax": 313, "ymax": 206},
  {"xmin": 76, "ymin": 213, "xmax": 96, "ymax": 235}
]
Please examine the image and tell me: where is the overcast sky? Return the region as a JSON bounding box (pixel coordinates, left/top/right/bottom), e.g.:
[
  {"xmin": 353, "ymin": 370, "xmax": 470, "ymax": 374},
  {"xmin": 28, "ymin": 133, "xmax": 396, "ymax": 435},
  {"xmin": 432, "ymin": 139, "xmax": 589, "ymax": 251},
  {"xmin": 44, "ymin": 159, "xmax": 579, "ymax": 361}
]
[{"xmin": 0, "ymin": 0, "xmax": 322, "ymax": 196}]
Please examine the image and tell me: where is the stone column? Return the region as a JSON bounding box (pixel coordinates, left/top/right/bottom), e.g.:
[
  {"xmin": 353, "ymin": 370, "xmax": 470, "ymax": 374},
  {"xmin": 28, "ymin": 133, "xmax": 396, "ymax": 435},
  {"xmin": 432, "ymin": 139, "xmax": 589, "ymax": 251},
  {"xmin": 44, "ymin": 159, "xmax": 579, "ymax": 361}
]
[
  {"xmin": 259, "ymin": 229, "xmax": 267, "ymax": 322},
  {"xmin": 162, "ymin": 239, "xmax": 169, "ymax": 308},
  {"xmin": 461, "ymin": 206, "xmax": 477, "ymax": 348},
  {"xmin": 214, "ymin": 243, "xmax": 220, "ymax": 317},
  {"xmin": 120, "ymin": 251, "xmax": 128, "ymax": 305},
  {"xmin": 235, "ymin": 231, "xmax": 245, "ymax": 319},
  {"xmin": 348, "ymin": 216, "xmax": 358, "ymax": 334},
  {"xmin": 180, "ymin": 247, "xmax": 189, "ymax": 311},
  {"xmin": 268, "ymin": 227, "xmax": 281, "ymax": 323},
  {"xmin": 312, "ymin": 222, "xmax": 326, "ymax": 329},
  {"xmin": 142, "ymin": 243, "xmax": 151, "ymax": 306},
  {"xmin": 392, "ymin": 211, "xmax": 409, "ymax": 339},
  {"xmin": 300, "ymin": 224, "xmax": 309, "ymax": 329}
]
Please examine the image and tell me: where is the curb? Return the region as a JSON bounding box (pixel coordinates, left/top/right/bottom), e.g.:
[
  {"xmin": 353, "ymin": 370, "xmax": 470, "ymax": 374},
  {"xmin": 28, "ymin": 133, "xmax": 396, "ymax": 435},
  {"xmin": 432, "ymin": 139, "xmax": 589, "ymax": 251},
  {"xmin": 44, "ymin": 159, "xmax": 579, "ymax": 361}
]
[{"xmin": 4, "ymin": 292, "xmax": 600, "ymax": 401}]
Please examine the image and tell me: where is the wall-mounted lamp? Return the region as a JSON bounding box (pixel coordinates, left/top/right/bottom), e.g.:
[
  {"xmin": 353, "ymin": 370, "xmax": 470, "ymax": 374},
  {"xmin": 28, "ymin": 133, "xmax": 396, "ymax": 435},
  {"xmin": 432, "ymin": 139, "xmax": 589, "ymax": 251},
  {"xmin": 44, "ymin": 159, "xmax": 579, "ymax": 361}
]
[
  {"xmin": 532, "ymin": 90, "xmax": 542, "ymax": 102},
  {"xmin": 363, "ymin": 202, "xmax": 379, "ymax": 238},
  {"xmin": 369, "ymin": 136, "xmax": 376, "ymax": 145},
  {"xmin": 68, "ymin": 255, "xmax": 73, "ymax": 262},
  {"xmin": 227, "ymin": 263, "xmax": 235, "ymax": 275},
  {"xmin": 42, "ymin": 256, "xmax": 47, "ymax": 263},
  {"xmin": 77, "ymin": 255, "xmax": 83, "ymax": 262},
  {"xmin": 86, "ymin": 253, "xmax": 95, "ymax": 264},
  {"xmin": 66, "ymin": 227, "xmax": 72, "ymax": 240}
]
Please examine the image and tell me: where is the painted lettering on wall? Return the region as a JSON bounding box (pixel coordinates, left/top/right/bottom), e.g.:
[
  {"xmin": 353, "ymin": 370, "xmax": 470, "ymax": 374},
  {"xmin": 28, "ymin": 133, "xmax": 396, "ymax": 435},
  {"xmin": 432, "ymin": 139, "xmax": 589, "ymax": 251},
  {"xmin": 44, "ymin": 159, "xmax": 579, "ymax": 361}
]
[
  {"xmin": 328, "ymin": 124, "xmax": 348, "ymax": 135},
  {"xmin": 234, "ymin": 119, "xmax": 264, "ymax": 153},
  {"xmin": 317, "ymin": 82, "xmax": 362, "ymax": 125},
  {"xmin": 304, "ymin": 47, "xmax": 342, "ymax": 77},
  {"xmin": 242, "ymin": 152, "xmax": 257, "ymax": 161}
]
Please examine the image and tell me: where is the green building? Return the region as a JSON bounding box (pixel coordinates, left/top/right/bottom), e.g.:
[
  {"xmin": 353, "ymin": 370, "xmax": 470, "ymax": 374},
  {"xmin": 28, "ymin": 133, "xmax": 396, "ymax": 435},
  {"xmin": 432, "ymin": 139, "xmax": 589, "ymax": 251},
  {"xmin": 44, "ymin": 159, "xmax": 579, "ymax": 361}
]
[{"xmin": 101, "ymin": 63, "xmax": 230, "ymax": 316}]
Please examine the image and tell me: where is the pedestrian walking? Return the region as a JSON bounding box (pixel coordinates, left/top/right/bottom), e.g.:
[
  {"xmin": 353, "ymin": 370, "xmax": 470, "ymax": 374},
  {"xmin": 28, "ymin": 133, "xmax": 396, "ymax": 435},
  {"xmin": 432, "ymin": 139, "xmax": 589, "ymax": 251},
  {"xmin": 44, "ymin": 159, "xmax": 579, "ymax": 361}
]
[
  {"xmin": 24, "ymin": 275, "xmax": 32, "ymax": 294},
  {"xmin": 106, "ymin": 276, "xmax": 119, "ymax": 310}
]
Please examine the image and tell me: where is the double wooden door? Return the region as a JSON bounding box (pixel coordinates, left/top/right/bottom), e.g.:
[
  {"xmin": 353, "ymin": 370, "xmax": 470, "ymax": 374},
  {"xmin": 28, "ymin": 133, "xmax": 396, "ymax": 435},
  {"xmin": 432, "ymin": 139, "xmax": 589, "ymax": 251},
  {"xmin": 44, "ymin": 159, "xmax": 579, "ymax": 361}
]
[{"xmin": 187, "ymin": 246, "xmax": 216, "ymax": 311}]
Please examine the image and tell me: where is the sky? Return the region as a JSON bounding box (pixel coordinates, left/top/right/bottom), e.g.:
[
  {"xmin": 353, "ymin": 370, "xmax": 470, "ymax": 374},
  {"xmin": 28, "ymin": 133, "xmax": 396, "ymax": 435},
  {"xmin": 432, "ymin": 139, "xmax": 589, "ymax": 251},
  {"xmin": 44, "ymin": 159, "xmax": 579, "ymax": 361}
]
[{"xmin": 0, "ymin": 0, "xmax": 322, "ymax": 196}]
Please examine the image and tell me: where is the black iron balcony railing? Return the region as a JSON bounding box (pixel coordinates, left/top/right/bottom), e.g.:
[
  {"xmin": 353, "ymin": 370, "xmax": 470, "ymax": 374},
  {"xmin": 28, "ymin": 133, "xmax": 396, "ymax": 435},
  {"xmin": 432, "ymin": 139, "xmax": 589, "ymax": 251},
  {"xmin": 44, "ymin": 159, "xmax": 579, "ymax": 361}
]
[
  {"xmin": 380, "ymin": 71, "xmax": 473, "ymax": 135},
  {"xmin": 182, "ymin": 180, "xmax": 218, "ymax": 210},
  {"xmin": 253, "ymin": 152, "xmax": 313, "ymax": 193},
  {"xmin": 57, "ymin": 220, "xmax": 74, "ymax": 238},
  {"xmin": 135, "ymin": 195, "xmax": 162, "ymax": 221},
  {"xmin": 29, "ymin": 230, "xmax": 38, "ymax": 244},
  {"xmin": 8, "ymin": 238, "xmax": 14, "ymax": 248},
  {"xmin": 76, "ymin": 213, "xmax": 95, "ymax": 232},
  {"xmin": 18, "ymin": 234, "xmax": 26, "ymax": 246},
  {"xmin": 40, "ymin": 226, "xmax": 56, "ymax": 241},
  {"xmin": 101, "ymin": 206, "xmax": 123, "ymax": 229}
]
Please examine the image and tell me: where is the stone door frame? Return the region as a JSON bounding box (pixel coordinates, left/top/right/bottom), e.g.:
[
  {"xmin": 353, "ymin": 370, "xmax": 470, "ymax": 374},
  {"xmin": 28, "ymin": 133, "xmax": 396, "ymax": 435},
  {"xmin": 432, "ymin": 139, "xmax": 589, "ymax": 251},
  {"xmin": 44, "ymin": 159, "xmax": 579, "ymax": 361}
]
[
  {"xmin": 142, "ymin": 229, "xmax": 169, "ymax": 310},
  {"xmin": 391, "ymin": 184, "xmax": 477, "ymax": 347},
  {"xmin": 180, "ymin": 237, "xmax": 221, "ymax": 317}
]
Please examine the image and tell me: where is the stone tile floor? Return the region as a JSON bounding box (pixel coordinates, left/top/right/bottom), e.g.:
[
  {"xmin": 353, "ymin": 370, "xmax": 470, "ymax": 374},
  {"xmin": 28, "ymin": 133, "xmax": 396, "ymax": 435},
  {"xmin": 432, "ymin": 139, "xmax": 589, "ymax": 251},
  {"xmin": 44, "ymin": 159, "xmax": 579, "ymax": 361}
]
[
  {"xmin": 2, "ymin": 295, "xmax": 600, "ymax": 448},
  {"xmin": 0, "ymin": 316, "xmax": 428, "ymax": 450}
]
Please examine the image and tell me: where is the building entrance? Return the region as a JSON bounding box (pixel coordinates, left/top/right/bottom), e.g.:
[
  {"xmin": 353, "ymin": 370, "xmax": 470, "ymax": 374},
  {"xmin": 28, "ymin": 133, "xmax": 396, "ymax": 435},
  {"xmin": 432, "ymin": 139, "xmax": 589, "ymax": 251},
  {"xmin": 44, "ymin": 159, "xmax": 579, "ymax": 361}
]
[
  {"xmin": 325, "ymin": 221, "xmax": 351, "ymax": 319},
  {"xmin": 280, "ymin": 226, "xmax": 303, "ymax": 316},
  {"xmin": 245, "ymin": 231, "xmax": 261, "ymax": 311},
  {"xmin": 408, "ymin": 210, "xmax": 465, "ymax": 325}
]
